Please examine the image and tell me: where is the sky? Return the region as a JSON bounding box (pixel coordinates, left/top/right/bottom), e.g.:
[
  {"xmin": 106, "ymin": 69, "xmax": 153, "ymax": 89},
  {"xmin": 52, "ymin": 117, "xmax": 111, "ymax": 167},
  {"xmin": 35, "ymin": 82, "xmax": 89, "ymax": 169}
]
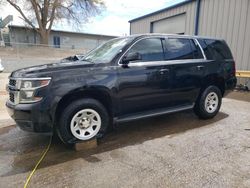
[{"xmin": 0, "ymin": 0, "xmax": 185, "ymax": 36}]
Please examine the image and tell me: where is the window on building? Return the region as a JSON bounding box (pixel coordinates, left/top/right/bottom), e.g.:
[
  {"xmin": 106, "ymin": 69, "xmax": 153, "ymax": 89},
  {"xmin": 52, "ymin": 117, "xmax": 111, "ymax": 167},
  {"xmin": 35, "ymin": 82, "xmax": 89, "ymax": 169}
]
[
  {"xmin": 126, "ymin": 38, "xmax": 164, "ymax": 62},
  {"xmin": 53, "ymin": 36, "xmax": 60, "ymax": 48},
  {"xmin": 26, "ymin": 36, "xmax": 29, "ymax": 43}
]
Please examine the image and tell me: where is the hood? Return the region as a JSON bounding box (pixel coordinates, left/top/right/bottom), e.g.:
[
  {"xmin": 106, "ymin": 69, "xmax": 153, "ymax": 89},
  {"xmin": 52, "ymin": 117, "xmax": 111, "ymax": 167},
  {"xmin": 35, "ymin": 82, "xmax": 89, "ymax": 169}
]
[{"xmin": 10, "ymin": 60, "xmax": 104, "ymax": 78}]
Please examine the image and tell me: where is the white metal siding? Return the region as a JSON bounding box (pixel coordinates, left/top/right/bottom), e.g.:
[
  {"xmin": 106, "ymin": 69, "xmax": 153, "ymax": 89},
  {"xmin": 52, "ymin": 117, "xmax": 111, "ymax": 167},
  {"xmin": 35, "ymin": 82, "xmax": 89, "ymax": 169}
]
[
  {"xmin": 198, "ymin": 0, "xmax": 250, "ymax": 70},
  {"xmin": 9, "ymin": 27, "xmax": 115, "ymax": 51},
  {"xmin": 130, "ymin": 0, "xmax": 250, "ymax": 71},
  {"xmin": 130, "ymin": 1, "xmax": 197, "ymax": 35},
  {"xmin": 152, "ymin": 13, "xmax": 186, "ymax": 34}
]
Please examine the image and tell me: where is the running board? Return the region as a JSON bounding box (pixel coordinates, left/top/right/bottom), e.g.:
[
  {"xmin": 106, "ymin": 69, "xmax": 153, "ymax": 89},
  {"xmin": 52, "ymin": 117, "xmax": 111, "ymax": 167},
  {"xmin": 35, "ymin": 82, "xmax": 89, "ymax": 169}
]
[{"xmin": 115, "ymin": 104, "xmax": 194, "ymax": 123}]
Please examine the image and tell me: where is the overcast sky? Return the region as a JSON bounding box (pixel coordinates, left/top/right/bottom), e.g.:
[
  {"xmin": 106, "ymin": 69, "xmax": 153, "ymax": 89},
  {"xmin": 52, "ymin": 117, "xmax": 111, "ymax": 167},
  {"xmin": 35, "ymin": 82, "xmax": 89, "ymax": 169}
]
[{"xmin": 1, "ymin": 0, "xmax": 184, "ymax": 36}]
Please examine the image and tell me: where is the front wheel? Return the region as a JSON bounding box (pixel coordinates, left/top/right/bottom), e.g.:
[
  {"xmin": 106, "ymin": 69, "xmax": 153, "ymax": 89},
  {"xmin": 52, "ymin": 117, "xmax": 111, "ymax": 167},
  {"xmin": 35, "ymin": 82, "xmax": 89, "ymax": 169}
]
[
  {"xmin": 194, "ymin": 86, "xmax": 222, "ymax": 119},
  {"xmin": 57, "ymin": 98, "xmax": 110, "ymax": 144}
]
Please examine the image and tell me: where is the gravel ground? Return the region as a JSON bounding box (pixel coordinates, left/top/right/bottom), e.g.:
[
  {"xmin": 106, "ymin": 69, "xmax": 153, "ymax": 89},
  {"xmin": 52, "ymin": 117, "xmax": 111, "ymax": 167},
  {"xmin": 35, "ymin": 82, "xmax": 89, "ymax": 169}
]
[
  {"xmin": 0, "ymin": 73, "xmax": 15, "ymax": 128},
  {"xmin": 0, "ymin": 95, "xmax": 249, "ymax": 188}
]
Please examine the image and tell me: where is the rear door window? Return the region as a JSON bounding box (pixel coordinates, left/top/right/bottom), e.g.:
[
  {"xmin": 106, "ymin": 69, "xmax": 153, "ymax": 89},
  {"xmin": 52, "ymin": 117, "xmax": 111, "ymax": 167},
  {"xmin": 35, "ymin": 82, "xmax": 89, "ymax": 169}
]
[
  {"xmin": 164, "ymin": 38, "xmax": 203, "ymax": 60},
  {"xmin": 127, "ymin": 38, "xmax": 164, "ymax": 62}
]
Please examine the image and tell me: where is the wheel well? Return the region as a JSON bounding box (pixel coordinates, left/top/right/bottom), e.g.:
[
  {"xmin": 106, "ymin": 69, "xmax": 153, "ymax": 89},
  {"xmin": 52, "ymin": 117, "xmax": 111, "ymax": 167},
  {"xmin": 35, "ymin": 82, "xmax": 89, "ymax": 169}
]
[
  {"xmin": 202, "ymin": 77, "xmax": 225, "ymax": 96},
  {"xmin": 54, "ymin": 89, "xmax": 113, "ymax": 124}
]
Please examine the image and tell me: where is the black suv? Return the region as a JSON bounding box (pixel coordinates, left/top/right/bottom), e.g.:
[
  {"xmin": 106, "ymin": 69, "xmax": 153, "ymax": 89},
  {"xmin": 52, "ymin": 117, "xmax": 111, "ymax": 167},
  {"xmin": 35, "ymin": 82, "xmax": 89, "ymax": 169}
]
[{"xmin": 6, "ymin": 34, "xmax": 236, "ymax": 144}]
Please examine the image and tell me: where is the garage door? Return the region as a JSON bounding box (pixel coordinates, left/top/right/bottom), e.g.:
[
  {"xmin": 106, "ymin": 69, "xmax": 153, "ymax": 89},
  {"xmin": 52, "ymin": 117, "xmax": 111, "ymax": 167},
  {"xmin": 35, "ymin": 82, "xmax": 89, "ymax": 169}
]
[{"xmin": 152, "ymin": 13, "xmax": 186, "ymax": 34}]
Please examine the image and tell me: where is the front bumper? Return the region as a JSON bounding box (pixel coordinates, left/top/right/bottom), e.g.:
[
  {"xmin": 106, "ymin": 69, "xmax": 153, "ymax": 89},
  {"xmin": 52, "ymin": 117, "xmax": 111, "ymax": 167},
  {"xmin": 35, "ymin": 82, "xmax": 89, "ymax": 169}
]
[{"xmin": 6, "ymin": 100, "xmax": 53, "ymax": 133}]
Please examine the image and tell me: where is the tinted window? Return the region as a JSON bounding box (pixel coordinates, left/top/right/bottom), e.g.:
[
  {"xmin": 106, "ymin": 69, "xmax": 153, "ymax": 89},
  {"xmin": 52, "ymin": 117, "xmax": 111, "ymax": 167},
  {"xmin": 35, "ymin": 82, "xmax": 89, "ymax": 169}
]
[
  {"xmin": 197, "ymin": 39, "xmax": 213, "ymax": 59},
  {"xmin": 198, "ymin": 39, "xmax": 233, "ymax": 60},
  {"xmin": 190, "ymin": 40, "xmax": 204, "ymax": 59},
  {"xmin": 84, "ymin": 37, "xmax": 134, "ymax": 64},
  {"xmin": 165, "ymin": 38, "xmax": 194, "ymax": 60},
  {"xmin": 127, "ymin": 38, "xmax": 164, "ymax": 62}
]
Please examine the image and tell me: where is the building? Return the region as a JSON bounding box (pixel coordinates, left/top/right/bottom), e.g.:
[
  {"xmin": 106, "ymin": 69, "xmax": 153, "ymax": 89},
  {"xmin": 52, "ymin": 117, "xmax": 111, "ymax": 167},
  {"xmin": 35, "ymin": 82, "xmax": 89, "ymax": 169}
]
[
  {"xmin": 129, "ymin": 0, "xmax": 250, "ymax": 71},
  {"xmin": 3, "ymin": 25, "xmax": 117, "ymax": 50}
]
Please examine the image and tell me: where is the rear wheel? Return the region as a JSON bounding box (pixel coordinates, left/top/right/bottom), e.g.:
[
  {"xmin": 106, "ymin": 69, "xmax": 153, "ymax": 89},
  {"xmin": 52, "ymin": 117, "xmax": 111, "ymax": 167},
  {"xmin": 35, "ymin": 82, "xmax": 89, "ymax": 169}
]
[
  {"xmin": 194, "ymin": 86, "xmax": 222, "ymax": 119},
  {"xmin": 57, "ymin": 98, "xmax": 110, "ymax": 144}
]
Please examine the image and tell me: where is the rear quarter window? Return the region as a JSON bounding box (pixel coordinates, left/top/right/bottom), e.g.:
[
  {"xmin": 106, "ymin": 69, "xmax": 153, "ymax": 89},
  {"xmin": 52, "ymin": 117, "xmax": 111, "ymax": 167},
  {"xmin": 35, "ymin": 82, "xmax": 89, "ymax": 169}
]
[{"xmin": 198, "ymin": 39, "xmax": 233, "ymax": 60}]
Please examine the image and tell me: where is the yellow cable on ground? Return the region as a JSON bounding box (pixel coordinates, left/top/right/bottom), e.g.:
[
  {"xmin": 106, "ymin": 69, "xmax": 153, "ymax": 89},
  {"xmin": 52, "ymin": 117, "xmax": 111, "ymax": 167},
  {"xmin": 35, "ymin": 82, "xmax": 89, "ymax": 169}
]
[{"xmin": 24, "ymin": 135, "xmax": 53, "ymax": 188}]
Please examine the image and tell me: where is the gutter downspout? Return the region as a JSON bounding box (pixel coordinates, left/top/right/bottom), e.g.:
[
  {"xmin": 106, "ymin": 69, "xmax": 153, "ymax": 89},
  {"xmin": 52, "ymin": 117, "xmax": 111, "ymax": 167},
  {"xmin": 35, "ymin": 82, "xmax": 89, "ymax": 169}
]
[
  {"xmin": 194, "ymin": 0, "xmax": 201, "ymax": 35},
  {"xmin": 129, "ymin": 22, "xmax": 131, "ymax": 35}
]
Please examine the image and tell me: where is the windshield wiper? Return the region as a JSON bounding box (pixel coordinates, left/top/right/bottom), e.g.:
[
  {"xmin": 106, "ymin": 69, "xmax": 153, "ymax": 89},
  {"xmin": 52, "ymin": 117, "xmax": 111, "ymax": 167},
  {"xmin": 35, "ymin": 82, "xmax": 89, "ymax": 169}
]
[{"xmin": 82, "ymin": 58, "xmax": 95, "ymax": 63}]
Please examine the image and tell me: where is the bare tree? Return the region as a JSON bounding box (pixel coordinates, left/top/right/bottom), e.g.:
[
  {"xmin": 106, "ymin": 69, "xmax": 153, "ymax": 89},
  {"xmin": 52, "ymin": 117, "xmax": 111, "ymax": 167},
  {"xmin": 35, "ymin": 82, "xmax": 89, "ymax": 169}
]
[{"xmin": 2, "ymin": 0, "xmax": 105, "ymax": 44}]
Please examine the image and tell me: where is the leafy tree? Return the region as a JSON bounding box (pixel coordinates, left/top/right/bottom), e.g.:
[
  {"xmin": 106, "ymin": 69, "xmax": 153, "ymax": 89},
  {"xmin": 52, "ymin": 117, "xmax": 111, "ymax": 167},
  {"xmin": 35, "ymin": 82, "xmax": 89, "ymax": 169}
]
[{"xmin": 1, "ymin": 0, "xmax": 105, "ymax": 44}]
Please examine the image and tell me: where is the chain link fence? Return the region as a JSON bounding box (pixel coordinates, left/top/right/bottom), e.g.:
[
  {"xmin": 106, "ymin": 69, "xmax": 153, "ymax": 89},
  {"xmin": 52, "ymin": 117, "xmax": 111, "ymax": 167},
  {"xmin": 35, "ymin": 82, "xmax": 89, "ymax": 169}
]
[{"xmin": 0, "ymin": 42, "xmax": 91, "ymax": 72}]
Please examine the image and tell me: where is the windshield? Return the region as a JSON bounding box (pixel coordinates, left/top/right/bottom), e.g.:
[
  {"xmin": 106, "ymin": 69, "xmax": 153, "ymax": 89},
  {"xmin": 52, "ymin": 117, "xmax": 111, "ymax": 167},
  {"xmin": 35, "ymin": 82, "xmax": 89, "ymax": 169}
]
[{"xmin": 83, "ymin": 37, "xmax": 133, "ymax": 64}]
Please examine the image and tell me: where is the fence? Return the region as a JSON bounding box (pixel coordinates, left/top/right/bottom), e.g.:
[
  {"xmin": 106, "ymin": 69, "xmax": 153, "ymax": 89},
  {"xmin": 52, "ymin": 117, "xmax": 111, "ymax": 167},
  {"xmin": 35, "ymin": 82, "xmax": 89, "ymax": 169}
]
[
  {"xmin": 0, "ymin": 42, "xmax": 93, "ymax": 72},
  {"xmin": 0, "ymin": 42, "xmax": 91, "ymax": 59}
]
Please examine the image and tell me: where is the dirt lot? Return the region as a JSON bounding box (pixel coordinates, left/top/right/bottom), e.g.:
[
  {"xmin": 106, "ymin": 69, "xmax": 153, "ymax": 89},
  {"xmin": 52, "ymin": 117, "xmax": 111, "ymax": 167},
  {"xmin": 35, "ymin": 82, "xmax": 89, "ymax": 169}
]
[
  {"xmin": 0, "ymin": 73, "xmax": 14, "ymax": 127},
  {"xmin": 0, "ymin": 46, "xmax": 86, "ymax": 72},
  {"xmin": 0, "ymin": 89, "xmax": 249, "ymax": 187}
]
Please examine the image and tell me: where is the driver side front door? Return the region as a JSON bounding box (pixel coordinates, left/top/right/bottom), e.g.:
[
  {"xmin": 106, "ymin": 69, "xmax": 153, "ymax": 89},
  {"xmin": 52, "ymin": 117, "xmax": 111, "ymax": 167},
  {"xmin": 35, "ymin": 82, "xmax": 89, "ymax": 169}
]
[{"xmin": 117, "ymin": 37, "xmax": 173, "ymax": 115}]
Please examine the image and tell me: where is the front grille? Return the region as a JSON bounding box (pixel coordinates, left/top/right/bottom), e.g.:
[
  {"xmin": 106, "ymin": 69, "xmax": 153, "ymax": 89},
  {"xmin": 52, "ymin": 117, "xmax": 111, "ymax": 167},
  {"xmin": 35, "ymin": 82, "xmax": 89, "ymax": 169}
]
[
  {"xmin": 9, "ymin": 79, "xmax": 16, "ymax": 87},
  {"xmin": 9, "ymin": 92, "xmax": 15, "ymax": 103}
]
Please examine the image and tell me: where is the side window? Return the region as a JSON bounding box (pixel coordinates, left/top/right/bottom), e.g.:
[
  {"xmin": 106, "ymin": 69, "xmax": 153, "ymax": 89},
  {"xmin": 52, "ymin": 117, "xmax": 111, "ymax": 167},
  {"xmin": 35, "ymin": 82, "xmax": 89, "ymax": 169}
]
[
  {"xmin": 165, "ymin": 38, "xmax": 194, "ymax": 60},
  {"xmin": 197, "ymin": 39, "xmax": 213, "ymax": 60},
  {"xmin": 198, "ymin": 39, "xmax": 233, "ymax": 60},
  {"xmin": 207, "ymin": 40, "xmax": 233, "ymax": 60},
  {"xmin": 126, "ymin": 38, "xmax": 164, "ymax": 62},
  {"xmin": 190, "ymin": 40, "xmax": 204, "ymax": 59}
]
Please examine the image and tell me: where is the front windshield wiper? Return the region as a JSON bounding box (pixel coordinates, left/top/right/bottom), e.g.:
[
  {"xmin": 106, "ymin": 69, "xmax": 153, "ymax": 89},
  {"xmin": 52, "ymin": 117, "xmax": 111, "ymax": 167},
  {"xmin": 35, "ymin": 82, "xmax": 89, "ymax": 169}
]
[
  {"xmin": 61, "ymin": 55, "xmax": 82, "ymax": 62},
  {"xmin": 61, "ymin": 54, "xmax": 93, "ymax": 63},
  {"xmin": 82, "ymin": 58, "xmax": 95, "ymax": 63}
]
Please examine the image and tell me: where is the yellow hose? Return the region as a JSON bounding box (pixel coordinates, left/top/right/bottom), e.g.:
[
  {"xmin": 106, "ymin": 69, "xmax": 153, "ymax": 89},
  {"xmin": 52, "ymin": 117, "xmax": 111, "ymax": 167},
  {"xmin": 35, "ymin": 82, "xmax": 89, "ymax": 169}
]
[{"xmin": 24, "ymin": 135, "xmax": 52, "ymax": 188}]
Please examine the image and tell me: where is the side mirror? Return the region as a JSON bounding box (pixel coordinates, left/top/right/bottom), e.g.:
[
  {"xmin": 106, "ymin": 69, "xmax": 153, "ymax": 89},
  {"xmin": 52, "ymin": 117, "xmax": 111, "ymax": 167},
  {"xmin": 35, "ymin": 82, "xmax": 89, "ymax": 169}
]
[{"xmin": 121, "ymin": 52, "xmax": 142, "ymax": 64}]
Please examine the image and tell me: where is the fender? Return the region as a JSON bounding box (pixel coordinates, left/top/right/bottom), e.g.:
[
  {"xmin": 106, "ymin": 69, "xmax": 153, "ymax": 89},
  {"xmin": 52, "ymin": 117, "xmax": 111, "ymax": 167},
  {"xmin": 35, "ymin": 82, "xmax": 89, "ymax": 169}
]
[{"xmin": 50, "ymin": 85, "xmax": 118, "ymax": 124}]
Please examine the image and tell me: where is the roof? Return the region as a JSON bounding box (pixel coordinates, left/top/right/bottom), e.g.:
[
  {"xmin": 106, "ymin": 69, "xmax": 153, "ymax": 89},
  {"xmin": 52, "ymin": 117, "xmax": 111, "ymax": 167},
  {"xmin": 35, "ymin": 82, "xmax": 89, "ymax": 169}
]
[
  {"xmin": 8, "ymin": 25, "xmax": 118, "ymax": 38},
  {"xmin": 129, "ymin": 0, "xmax": 195, "ymax": 23}
]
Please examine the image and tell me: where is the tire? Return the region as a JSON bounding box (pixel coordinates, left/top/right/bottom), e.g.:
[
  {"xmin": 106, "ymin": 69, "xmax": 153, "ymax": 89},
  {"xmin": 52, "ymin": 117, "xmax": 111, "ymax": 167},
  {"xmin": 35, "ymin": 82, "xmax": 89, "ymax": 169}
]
[
  {"xmin": 194, "ymin": 86, "xmax": 222, "ymax": 119},
  {"xmin": 57, "ymin": 98, "xmax": 110, "ymax": 144}
]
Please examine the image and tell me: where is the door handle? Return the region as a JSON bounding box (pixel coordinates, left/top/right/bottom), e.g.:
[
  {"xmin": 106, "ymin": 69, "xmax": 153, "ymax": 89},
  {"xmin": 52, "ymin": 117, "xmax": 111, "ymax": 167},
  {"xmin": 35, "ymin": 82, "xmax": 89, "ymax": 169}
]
[
  {"xmin": 196, "ymin": 65, "xmax": 204, "ymax": 70},
  {"xmin": 159, "ymin": 68, "xmax": 169, "ymax": 74}
]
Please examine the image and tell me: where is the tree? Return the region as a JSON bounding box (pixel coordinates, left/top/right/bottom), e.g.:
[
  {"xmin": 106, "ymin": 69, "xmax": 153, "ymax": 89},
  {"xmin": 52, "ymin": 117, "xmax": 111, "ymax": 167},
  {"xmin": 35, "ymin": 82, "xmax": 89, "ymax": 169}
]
[{"xmin": 2, "ymin": 0, "xmax": 105, "ymax": 44}]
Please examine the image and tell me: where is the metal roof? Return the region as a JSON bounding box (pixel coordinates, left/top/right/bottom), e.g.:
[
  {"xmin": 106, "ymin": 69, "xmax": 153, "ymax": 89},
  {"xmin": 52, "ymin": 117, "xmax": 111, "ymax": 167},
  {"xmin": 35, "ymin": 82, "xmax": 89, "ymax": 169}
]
[
  {"xmin": 8, "ymin": 25, "xmax": 118, "ymax": 38},
  {"xmin": 129, "ymin": 0, "xmax": 195, "ymax": 23}
]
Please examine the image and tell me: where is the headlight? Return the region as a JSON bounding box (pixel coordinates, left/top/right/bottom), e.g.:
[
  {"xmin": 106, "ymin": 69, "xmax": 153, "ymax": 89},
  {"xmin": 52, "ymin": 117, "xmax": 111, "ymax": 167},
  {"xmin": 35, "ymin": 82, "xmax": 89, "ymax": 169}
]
[
  {"xmin": 18, "ymin": 78, "xmax": 51, "ymax": 103},
  {"xmin": 21, "ymin": 79, "xmax": 51, "ymax": 90}
]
